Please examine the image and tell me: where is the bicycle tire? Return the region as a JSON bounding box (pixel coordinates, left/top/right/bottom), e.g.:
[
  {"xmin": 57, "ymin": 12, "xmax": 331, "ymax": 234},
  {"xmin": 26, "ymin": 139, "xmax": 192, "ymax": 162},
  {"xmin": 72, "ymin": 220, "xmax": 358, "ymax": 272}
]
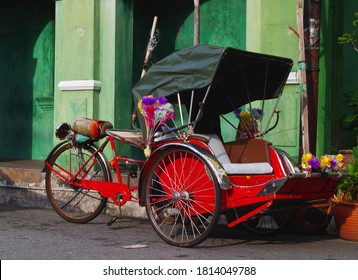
[
  {"xmin": 45, "ymin": 143, "xmax": 109, "ymax": 223},
  {"xmin": 144, "ymin": 147, "xmax": 222, "ymax": 247}
]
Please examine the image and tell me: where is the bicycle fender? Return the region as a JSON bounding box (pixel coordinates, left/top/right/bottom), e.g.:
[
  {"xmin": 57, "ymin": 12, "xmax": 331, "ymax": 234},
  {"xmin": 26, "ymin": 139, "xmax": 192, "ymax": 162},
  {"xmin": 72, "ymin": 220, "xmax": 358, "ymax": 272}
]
[
  {"xmin": 138, "ymin": 142, "xmax": 232, "ymax": 206},
  {"xmin": 42, "ymin": 141, "xmax": 68, "ymax": 172}
]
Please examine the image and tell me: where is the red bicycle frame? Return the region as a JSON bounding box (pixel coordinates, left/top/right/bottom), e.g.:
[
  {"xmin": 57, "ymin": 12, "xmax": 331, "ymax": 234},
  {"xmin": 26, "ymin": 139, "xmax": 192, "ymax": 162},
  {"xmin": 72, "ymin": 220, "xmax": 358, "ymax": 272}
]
[{"xmin": 46, "ymin": 134, "xmax": 145, "ymax": 206}]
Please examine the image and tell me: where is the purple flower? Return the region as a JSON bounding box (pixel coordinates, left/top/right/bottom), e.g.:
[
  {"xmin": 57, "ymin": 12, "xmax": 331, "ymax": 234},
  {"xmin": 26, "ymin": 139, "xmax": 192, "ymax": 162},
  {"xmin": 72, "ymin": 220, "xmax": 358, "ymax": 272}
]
[
  {"xmin": 234, "ymin": 108, "xmax": 242, "ymax": 118},
  {"xmin": 157, "ymin": 96, "xmax": 168, "ymax": 105},
  {"xmin": 309, "ymin": 156, "xmax": 320, "ymax": 170},
  {"xmin": 142, "ymin": 96, "xmax": 157, "ymax": 106},
  {"xmin": 331, "ymin": 159, "xmax": 338, "ymax": 168}
]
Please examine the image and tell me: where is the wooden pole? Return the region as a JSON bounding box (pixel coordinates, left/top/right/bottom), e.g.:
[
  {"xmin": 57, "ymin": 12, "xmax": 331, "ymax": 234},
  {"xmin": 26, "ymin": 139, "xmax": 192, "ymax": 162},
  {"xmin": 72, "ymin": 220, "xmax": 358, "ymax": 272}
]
[
  {"xmin": 141, "ymin": 16, "xmax": 158, "ymax": 78},
  {"xmin": 189, "ymin": 0, "xmax": 200, "ymax": 134},
  {"xmin": 297, "ymin": 0, "xmax": 310, "ymax": 156},
  {"xmin": 133, "ymin": 17, "xmax": 158, "ymax": 128},
  {"xmin": 304, "ymin": 0, "xmax": 321, "ymax": 155},
  {"xmin": 194, "ymin": 0, "xmax": 200, "ymax": 45}
]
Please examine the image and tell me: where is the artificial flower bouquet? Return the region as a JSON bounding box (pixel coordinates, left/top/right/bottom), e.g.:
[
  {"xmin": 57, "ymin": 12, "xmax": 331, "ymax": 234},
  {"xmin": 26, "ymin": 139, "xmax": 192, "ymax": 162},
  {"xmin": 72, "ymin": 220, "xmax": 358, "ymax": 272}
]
[
  {"xmin": 235, "ymin": 107, "xmax": 263, "ymax": 139},
  {"xmin": 301, "ymin": 152, "xmax": 345, "ymax": 174},
  {"xmin": 138, "ymin": 95, "xmax": 174, "ymax": 157}
]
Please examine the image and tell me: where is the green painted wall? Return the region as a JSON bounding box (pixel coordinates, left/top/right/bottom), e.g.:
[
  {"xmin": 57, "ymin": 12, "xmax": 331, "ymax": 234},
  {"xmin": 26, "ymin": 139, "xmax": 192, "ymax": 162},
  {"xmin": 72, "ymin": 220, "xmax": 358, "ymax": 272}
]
[
  {"xmin": 316, "ymin": 0, "xmax": 344, "ymax": 156},
  {"xmin": 316, "ymin": 0, "xmax": 358, "ymax": 155},
  {"xmin": 132, "ymin": 0, "xmax": 245, "ymax": 71},
  {"xmin": 246, "ymin": 0, "xmax": 300, "ymax": 160},
  {"xmin": 54, "ymin": 0, "xmax": 135, "ymax": 158},
  {"xmin": 54, "ymin": 0, "xmax": 100, "ymax": 130},
  {"xmin": 245, "ymin": 0, "xmax": 351, "ymax": 160},
  {"xmin": 0, "ymin": 1, "xmax": 54, "ymax": 160}
]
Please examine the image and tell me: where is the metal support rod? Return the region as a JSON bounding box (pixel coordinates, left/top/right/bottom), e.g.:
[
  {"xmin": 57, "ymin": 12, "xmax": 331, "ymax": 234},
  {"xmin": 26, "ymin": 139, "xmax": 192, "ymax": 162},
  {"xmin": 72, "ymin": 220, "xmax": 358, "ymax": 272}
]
[
  {"xmin": 177, "ymin": 93, "xmax": 184, "ymax": 126},
  {"xmin": 193, "ymin": 0, "xmax": 200, "ymax": 45}
]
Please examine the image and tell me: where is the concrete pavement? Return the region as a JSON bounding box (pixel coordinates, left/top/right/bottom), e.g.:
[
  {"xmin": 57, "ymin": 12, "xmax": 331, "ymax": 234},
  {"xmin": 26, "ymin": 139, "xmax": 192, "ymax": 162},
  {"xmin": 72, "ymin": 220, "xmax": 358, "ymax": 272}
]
[
  {"xmin": 1, "ymin": 204, "xmax": 358, "ymax": 260},
  {"xmin": 1, "ymin": 160, "xmax": 358, "ymax": 260}
]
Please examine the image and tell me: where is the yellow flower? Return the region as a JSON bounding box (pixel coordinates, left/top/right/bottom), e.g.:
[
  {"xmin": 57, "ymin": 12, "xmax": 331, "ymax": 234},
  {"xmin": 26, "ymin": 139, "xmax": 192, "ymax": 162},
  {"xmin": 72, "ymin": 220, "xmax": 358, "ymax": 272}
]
[
  {"xmin": 301, "ymin": 153, "xmax": 313, "ymax": 164},
  {"xmin": 301, "ymin": 153, "xmax": 313, "ymax": 170},
  {"xmin": 320, "ymin": 155, "xmax": 331, "ymax": 169},
  {"xmin": 239, "ymin": 112, "xmax": 253, "ymax": 128},
  {"xmin": 336, "ymin": 153, "xmax": 344, "ymax": 168},
  {"xmin": 137, "ymin": 99, "xmax": 145, "ymax": 114},
  {"xmin": 336, "ymin": 153, "xmax": 344, "ymax": 163}
]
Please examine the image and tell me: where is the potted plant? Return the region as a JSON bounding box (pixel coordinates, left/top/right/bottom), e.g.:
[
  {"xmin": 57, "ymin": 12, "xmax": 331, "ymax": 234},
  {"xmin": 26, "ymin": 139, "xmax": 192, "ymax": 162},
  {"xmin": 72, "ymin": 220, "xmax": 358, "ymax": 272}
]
[{"xmin": 332, "ymin": 145, "xmax": 358, "ymax": 241}]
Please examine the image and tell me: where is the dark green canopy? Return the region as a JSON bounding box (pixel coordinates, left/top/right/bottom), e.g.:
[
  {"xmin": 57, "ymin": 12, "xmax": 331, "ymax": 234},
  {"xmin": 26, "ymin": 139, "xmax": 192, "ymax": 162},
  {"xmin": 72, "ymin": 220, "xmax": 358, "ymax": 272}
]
[
  {"xmin": 132, "ymin": 44, "xmax": 293, "ymax": 135},
  {"xmin": 133, "ymin": 44, "xmax": 293, "ymax": 108}
]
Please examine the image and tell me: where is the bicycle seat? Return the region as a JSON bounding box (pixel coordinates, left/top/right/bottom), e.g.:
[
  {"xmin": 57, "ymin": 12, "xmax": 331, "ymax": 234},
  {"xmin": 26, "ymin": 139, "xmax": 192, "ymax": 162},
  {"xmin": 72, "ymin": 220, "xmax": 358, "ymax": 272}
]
[{"xmin": 72, "ymin": 118, "xmax": 113, "ymax": 139}]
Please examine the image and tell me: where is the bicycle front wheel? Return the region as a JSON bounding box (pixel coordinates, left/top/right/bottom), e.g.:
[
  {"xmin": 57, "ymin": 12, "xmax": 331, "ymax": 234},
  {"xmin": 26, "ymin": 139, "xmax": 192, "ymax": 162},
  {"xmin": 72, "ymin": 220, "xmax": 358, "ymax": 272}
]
[
  {"xmin": 144, "ymin": 148, "xmax": 222, "ymax": 247},
  {"xmin": 45, "ymin": 143, "xmax": 109, "ymax": 223}
]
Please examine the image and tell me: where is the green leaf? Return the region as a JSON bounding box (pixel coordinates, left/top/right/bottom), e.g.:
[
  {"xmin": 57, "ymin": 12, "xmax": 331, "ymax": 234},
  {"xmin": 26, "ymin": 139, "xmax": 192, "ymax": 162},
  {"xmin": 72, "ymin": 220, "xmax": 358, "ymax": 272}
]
[
  {"xmin": 352, "ymin": 146, "xmax": 358, "ymax": 163},
  {"xmin": 343, "ymin": 114, "xmax": 358, "ymax": 123}
]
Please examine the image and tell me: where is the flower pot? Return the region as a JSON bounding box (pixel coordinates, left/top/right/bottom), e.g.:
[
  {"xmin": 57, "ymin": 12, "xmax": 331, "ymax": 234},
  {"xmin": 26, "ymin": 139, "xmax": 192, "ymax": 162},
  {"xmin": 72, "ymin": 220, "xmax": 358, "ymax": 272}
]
[{"xmin": 332, "ymin": 200, "xmax": 358, "ymax": 241}]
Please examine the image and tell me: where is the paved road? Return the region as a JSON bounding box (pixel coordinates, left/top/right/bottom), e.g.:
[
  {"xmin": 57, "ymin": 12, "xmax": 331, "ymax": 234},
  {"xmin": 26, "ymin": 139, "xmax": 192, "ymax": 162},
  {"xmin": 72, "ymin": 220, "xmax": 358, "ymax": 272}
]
[{"xmin": 0, "ymin": 204, "xmax": 357, "ymax": 260}]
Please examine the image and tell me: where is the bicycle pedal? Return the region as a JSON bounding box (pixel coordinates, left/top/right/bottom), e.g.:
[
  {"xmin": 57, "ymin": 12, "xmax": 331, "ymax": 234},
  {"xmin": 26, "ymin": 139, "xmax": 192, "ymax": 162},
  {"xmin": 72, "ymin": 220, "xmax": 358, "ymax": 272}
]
[{"xmin": 107, "ymin": 216, "xmax": 118, "ymax": 227}]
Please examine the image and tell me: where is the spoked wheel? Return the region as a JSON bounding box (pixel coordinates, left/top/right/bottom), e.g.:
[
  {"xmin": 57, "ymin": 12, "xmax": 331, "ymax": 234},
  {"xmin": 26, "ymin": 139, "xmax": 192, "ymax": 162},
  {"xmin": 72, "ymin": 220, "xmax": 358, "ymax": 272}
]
[
  {"xmin": 144, "ymin": 148, "xmax": 222, "ymax": 247},
  {"xmin": 45, "ymin": 143, "xmax": 109, "ymax": 223},
  {"xmin": 242, "ymin": 208, "xmax": 294, "ymax": 236}
]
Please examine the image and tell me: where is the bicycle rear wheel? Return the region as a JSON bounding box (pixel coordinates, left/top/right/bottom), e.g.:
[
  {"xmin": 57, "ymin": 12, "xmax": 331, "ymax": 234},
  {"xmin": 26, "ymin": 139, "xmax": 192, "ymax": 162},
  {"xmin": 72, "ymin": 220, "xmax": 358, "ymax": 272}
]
[
  {"xmin": 144, "ymin": 147, "xmax": 222, "ymax": 247},
  {"xmin": 45, "ymin": 143, "xmax": 109, "ymax": 223}
]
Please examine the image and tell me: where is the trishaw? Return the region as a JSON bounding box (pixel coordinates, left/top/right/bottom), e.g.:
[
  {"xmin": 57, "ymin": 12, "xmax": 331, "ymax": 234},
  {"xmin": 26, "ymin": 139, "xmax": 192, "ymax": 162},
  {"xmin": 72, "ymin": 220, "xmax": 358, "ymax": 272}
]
[{"xmin": 44, "ymin": 45, "xmax": 344, "ymax": 247}]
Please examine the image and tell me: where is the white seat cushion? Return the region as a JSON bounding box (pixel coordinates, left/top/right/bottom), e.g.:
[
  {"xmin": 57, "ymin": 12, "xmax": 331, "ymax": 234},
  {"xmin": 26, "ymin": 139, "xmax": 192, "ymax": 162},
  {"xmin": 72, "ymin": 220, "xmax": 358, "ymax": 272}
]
[
  {"xmin": 206, "ymin": 134, "xmax": 231, "ymax": 164},
  {"xmin": 222, "ymin": 162, "xmax": 273, "ymax": 175},
  {"xmin": 198, "ymin": 134, "xmax": 273, "ymax": 175}
]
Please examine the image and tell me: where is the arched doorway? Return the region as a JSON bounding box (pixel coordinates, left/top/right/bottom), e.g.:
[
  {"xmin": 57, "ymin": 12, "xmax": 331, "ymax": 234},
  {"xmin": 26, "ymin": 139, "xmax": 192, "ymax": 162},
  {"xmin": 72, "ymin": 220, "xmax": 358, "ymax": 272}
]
[{"xmin": 0, "ymin": 0, "xmax": 55, "ymax": 160}]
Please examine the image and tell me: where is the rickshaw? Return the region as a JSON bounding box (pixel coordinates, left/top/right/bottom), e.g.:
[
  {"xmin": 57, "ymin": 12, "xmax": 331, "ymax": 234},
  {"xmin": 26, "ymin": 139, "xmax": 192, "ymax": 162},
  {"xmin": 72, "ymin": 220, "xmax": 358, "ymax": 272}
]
[{"xmin": 45, "ymin": 45, "xmax": 344, "ymax": 247}]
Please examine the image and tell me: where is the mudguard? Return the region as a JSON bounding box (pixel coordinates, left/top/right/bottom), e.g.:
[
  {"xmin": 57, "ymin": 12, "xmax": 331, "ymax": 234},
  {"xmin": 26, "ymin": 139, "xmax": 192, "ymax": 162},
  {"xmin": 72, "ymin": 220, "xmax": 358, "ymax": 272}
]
[
  {"xmin": 138, "ymin": 141, "xmax": 232, "ymax": 206},
  {"xmin": 42, "ymin": 141, "xmax": 68, "ymax": 172}
]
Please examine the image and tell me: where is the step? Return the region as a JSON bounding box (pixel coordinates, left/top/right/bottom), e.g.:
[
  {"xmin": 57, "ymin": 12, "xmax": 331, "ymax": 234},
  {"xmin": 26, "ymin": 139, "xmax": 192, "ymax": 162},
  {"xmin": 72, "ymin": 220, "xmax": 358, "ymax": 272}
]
[
  {"xmin": 0, "ymin": 160, "xmax": 45, "ymax": 187},
  {"xmin": 0, "ymin": 160, "xmax": 146, "ymax": 218}
]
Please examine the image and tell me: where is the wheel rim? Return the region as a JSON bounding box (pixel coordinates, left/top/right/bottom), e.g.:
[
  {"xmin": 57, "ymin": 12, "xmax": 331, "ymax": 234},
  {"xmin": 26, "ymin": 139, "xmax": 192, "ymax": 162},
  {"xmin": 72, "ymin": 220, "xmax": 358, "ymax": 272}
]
[
  {"xmin": 146, "ymin": 148, "xmax": 221, "ymax": 247},
  {"xmin": 46, "ymin": 145, "xmax": 107, "ymax": 223}
]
